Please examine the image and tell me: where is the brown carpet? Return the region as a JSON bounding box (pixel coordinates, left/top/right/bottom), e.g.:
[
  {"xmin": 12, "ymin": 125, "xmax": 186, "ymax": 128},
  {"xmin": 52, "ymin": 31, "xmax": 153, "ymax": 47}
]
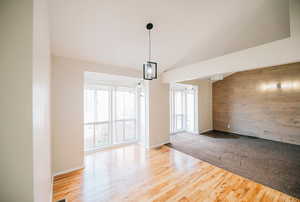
[{"xmin": 166, "ymin": 131, "xmax": 300, "ymax": 199}]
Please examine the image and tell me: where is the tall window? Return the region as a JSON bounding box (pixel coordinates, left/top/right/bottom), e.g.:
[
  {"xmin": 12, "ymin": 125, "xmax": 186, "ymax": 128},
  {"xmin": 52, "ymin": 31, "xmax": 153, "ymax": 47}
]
[
  {"xmin": 186, "ymin": 89, "xmax": 196, "ymax": 132},
  {"xmin": 84, "ymin": 85, "xmax": 137, "ymax": 151},
  {"xmin": 170, "ymin": 85, "xmax": 197, "ymax": 133},
  {"xmin": 115, "ymin": 87, "xmax": 136, "ymax": 143},
  {"xmin": 174, "ymin": 90, "xmax": 185, "ymax": 131}
]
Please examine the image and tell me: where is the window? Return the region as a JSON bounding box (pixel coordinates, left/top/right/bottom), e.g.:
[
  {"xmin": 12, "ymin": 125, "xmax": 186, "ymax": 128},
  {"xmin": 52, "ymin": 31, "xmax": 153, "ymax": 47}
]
[
  {"xmin": 170, "ymin": 85, "xmax": 197, "ymax": 133},
  {"xmin": 186, "ymin": 89, "xmax": 195, "ymax": 132},
  {"xmin": 174, "ymin": 90, "xmax": 185, "ymax": 131},
  {"xmin": 114, "ymin": 87, "xmax": 136, "ymax": 143},
  {"xmin": 84, "ymin": 85, "xmax": 137, "ymax": 151}
]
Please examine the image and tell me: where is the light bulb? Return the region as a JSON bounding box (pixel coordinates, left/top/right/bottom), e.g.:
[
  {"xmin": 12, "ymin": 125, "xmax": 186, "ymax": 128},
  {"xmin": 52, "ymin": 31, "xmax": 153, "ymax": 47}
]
[{"xmin": 147, "ymin": 66, "xmax": 153, "ymax": 74}]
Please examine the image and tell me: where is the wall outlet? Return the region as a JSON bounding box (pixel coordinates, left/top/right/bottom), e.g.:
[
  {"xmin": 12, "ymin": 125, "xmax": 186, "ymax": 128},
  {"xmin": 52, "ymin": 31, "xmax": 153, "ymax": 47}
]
[{"xmin": 227, "ymin": 124, "xmax": 231, "ymax": 129}]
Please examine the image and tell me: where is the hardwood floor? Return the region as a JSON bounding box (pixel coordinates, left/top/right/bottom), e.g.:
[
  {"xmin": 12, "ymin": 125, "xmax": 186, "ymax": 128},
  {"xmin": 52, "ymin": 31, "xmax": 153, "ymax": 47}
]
[
  {"xmin": 53, "ymin": 145, "xmax": 300, "ymax": 202},
  {"xmin": 168, "ymin": 132, "xmax": 300, "ymax": 198}
]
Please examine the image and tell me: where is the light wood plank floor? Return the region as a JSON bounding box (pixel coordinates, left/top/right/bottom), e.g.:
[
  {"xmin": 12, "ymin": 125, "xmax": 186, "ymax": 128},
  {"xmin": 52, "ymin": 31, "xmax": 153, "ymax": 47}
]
[{"xmin": 53, "ymin": 145, "xmax": 300, "ymax": 202}]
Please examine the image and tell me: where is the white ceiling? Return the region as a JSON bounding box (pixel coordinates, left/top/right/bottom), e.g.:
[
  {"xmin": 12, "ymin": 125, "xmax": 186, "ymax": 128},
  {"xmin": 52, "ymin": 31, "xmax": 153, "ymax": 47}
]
[{"xmin": 50, "ymin": 0, "xmax": 289, "ymax": 72}]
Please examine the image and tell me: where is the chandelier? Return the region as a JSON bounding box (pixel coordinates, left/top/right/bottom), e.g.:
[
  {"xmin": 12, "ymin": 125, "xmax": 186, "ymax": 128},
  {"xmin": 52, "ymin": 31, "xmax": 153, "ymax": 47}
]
[{"xmin": 143, "ymin": 23, "xmax": 157, "ymax": 80}]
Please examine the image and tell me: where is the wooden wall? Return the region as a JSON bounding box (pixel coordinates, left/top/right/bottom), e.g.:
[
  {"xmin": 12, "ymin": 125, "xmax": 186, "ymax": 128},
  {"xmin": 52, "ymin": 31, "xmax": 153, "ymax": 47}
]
[{"xmin": 213, "ymin": 62, "xmax": 300, "ymax": 145}]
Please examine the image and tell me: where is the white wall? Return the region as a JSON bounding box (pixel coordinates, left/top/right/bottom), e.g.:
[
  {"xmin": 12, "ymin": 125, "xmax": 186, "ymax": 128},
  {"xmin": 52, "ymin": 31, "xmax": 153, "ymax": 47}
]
[
  {"xmin": 0, "ymin": 1, "xmax": 34, "ymax": 201},
  {"xmin": 0, "ymin": 0, "xmax": 51, "ymax": 201},
  {"xmin": 32, "ymin": 0, "xmax": 52, "ymax": 201},
  {"xmin": 182, "ymin": 79, "xmax": 213, "ymax": 133},
  {"xmin": 51, "ymin": 56, "xmax": 141, "ymax": 174},
  {"xmin": 197, "ymin": 80, "xmax": 213, "ymax": 133},
  {"xmin": 148, "ymin": 79, "xmax": 170, "ymax": 147}
]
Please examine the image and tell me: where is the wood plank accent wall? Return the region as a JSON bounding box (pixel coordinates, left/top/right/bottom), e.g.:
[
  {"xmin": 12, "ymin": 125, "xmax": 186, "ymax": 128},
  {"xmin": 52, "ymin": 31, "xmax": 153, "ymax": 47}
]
[{"xmin": 213, "ymin": 62, "xmax": 300, "ymax": 145}]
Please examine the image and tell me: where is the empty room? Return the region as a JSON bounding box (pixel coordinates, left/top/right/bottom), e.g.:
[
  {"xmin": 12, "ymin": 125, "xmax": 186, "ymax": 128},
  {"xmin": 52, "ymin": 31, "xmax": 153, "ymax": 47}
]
[{"xmin": 1, "ymin": 0, "xmax": 300, "ymax": 202}]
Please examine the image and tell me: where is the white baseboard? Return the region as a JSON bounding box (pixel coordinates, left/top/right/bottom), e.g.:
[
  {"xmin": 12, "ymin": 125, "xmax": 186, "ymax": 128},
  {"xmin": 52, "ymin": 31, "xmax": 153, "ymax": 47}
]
[
  {"xmin": 149, "ymin": 140, "xmax": 170, "ymax": 149},
  {"xmin": 53, "ymin": 165, "xmax": 85, "ymax": 177}
]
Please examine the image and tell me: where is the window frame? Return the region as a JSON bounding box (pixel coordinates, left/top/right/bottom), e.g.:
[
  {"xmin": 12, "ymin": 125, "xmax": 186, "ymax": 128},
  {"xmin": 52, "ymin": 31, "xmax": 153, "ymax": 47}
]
[{"xmin": 84, "ymin": 84, "xmax": 139, "ymax": 152}]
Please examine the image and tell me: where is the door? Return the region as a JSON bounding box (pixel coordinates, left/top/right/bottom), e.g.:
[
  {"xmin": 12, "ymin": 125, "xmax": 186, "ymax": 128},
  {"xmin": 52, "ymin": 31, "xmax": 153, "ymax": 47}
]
[
  {"xmin": 174, "ymin": 89, "xmax": 185, "ymax": 132},
  {"xmin": 186, "ymin": 89, "xmax": 195, "ymax": 132},
  {"xmin": 139, "ymin": 88, "xmax": 147, "ymax": 146}
]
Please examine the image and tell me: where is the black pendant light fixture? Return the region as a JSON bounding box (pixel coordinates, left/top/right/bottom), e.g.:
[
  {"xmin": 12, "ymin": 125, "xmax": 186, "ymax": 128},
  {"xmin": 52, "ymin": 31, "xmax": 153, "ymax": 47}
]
[{"xmin": 143, "ymin": 23, "xmax": 158, "ymax": 80}]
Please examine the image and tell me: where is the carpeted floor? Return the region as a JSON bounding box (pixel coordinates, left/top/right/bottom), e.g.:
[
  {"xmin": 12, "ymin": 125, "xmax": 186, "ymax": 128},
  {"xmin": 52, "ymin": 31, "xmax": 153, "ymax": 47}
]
[{"xmin": 166, "ymin": 131, "xmax": 300, "ymax": 199}]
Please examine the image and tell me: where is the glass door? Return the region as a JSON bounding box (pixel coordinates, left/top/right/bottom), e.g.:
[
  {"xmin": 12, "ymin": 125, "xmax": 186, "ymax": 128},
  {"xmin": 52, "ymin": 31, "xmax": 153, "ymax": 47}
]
[
  {"xmin": 139, "ymin": 89, "xmax": 147, "ymax": 146},
  {"xmin": 174, "ymin": 89, "xmax": 185, "ymax": 132},
  {"xmin": 186, "ymin": 89, "xmax": 195, "ymax": 132}
]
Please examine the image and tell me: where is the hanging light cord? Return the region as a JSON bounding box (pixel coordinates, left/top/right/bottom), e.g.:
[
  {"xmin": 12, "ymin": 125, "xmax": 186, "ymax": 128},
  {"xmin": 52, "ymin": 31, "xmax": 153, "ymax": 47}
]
[{"xmin": 148, "ymin": 29, "xmax": 151, "ymax": 62}]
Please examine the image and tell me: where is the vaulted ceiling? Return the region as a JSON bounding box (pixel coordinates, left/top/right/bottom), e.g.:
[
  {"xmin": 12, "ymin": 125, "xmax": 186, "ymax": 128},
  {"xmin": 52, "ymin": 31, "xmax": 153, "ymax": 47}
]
[{"xmin": 50, "ymin": 0, "xmax": 290, "ymax": 72}]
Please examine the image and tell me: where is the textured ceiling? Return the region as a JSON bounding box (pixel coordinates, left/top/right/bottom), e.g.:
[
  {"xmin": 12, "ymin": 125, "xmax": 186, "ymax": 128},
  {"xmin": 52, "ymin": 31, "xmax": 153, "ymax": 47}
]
[{"xmin": 50, "ymin": 0, "xmax": 290, "ymax": 72}]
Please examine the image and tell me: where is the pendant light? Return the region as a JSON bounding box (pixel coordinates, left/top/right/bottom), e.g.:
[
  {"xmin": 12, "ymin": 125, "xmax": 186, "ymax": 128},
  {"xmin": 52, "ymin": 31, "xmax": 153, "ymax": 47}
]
[{"xmin": 143, "ymin": 23, "xmax": 158, "ymax": 80}]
